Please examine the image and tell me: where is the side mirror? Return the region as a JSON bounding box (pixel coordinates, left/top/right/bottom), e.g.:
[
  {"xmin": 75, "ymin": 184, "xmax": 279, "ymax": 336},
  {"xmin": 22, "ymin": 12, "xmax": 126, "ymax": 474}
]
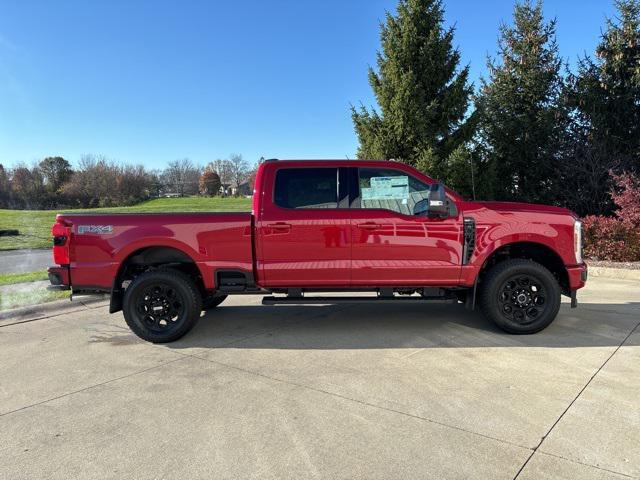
[{"xmin": 427, "ymin": 182, "xmax": 449, "ymax": 218}]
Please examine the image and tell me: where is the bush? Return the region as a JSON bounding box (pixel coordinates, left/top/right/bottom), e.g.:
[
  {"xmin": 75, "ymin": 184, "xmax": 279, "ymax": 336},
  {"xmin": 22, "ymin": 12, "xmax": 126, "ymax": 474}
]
[
  {"xmin": 582, "ymin": 171, "xmax": 640, "ymax": 262},
  {"xmin": 582, "ymin": 215, "xmax": 640, "ymax": 261},
  {"xmin": 610, "ymin": 172, "xmax": 640, "ymax": 228}
]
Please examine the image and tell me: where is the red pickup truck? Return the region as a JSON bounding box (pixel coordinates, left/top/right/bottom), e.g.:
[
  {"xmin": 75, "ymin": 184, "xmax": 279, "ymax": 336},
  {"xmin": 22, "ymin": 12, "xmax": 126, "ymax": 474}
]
[{"xmin": 48, "ymin": 159, "xmax": 587, "ymax": 343}]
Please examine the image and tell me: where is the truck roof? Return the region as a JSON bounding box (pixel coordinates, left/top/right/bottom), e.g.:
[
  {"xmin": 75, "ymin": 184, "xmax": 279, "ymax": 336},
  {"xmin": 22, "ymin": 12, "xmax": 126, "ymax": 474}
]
[{"xmin": 263, "ymin": 158, "xmax": 398, "ymax": 163}]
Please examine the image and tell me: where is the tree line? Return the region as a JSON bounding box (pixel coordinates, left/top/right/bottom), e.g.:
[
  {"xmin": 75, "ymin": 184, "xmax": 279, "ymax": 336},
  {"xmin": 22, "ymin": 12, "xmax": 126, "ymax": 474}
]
[
  {"xmin": 353, "ymin": 0, "xmax": 640, "ymax": 217},
  {"xmin": 0, "ymin": 154, "xmax": 255, "ymax": 209}
]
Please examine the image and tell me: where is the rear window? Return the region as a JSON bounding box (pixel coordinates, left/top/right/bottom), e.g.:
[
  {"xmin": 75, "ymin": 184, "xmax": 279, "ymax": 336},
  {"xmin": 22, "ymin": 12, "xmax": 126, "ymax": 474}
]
[{"xmin": 274, "ymin": 168, "xmax": 338, "ymax": 209}]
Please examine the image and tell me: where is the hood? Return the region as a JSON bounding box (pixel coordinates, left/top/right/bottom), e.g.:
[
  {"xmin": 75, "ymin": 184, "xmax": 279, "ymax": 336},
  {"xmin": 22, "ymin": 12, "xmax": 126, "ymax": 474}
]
[{"xmin": 470, "ymin": 201, "xmax": 576, "ymax": 217}]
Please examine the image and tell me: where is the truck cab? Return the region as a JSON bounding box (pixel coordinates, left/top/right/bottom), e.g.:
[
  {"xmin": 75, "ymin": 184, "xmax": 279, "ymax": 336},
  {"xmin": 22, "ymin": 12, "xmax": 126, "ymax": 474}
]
[{"xmin": 49, "ymin": 159, "xmax": 587, "ymax": 343}]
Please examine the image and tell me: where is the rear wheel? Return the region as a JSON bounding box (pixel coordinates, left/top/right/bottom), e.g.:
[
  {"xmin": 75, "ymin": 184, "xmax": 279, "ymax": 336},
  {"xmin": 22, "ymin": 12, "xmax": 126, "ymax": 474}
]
[
  {"xmin": 123, "ymin": 270, "xmax": 202, "ymax": 343},
  {"xmin": 480, "ymin": 259, "xmax": 561, "ymax": 334}
]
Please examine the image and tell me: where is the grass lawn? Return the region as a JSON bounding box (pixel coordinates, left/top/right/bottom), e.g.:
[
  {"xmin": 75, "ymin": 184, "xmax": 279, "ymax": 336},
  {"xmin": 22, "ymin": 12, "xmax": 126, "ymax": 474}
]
[
  {"xmin": 0, "ymin": 196, "xmax": 252, "ymax": 251},
  {"xmin": 0, "ymin": 271, "xmax": 49, "ymax": 286},
  {"xmin": 0, "ymin": 288, "xmax": 69, "ymax": 311},
  {"xmin": 0, "ymin": 270, "xmax": 68, "ymax": 311}
]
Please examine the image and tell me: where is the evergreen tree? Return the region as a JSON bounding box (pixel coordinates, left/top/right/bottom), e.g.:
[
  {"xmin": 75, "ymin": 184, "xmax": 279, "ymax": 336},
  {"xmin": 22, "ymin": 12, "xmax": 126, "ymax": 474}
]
[
  {"xmin": 0, "ymin": 164, "xmax": 8, "ymax": 207},
  {"xmin": 557, "ymin": 0, "xmax": 640, "ymax": 215},
  {"xmin": 476, "ymin": 0, "xmax": 565, "ymax": 203},
  {"xmin": 351, "ymin": 0, "xmax": 475, "ymax": 185},
  {"xmin": 570, "ymin": 0, "xmax": 640, "ymax": 171}
]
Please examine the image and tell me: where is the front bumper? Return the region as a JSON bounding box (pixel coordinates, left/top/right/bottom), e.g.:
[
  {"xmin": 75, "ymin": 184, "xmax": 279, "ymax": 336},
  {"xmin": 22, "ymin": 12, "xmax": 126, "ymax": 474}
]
[{"xmin": 567, "ymin": 263, "xmax": 588, "ymax": 291}]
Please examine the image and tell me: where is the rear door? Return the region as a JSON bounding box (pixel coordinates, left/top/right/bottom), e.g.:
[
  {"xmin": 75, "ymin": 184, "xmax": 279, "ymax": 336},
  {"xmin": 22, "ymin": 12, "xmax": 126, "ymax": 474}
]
[
  {"xmin": 349, "ymin": 166, "xmax": 462, "ymax": 286},
  {"xmin": 256, "ymin": 165, "xmax": 351, "ymax": 287}
]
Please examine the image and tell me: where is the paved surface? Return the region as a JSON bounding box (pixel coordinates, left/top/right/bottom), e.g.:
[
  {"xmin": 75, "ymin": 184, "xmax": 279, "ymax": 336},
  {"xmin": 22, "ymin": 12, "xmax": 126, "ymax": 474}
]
[
  {"xmin": 0, "ymin": 249, "xmax": 51, "ymax": 274},
  {"xmin": 0, "ymin": 277, "xmax": 638, "ymax": 479}
]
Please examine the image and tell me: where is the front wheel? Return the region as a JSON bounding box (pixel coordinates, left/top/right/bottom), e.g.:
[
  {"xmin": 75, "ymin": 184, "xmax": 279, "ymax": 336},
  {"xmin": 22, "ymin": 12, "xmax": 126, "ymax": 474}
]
[
  {"xmin": 479, "ymin": 259, "xmax": 561, "ymax": 334},
  {"xmin": 123, "ymin": 270, "xmax": 203, "ymax": 343}
]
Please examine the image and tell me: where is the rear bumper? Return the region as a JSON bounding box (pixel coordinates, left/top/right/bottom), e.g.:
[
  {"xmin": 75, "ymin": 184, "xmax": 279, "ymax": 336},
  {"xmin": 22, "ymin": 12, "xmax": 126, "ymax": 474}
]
[
  {"xmin": 47, "ymin": 265, "xmax": 70, "ymax": 291},
  {"xmin": 567, "ymin": 263, "xmax": 588, "ymax": 291}
]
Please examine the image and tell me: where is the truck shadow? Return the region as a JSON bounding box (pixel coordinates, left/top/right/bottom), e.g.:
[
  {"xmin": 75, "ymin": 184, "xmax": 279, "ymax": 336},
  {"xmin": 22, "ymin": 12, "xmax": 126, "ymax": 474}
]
[{"xmin": 167, "ymin": 301, "xmax": 640, "ymax": 350}]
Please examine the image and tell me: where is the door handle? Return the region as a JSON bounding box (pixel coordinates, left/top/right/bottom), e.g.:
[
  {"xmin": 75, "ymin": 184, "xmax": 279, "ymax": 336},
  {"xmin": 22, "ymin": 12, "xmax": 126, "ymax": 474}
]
[
  {"xmin": 357, "ymin": 222, "xmax": 379, "ymax": 230},
  {"xmin": 267, "ymin": 222, "xmax": 291, "ymax": 232}
]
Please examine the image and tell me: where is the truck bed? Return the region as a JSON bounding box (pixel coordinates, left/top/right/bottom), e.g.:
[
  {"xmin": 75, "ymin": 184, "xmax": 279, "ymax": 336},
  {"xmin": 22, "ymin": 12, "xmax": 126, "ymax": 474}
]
[{"xmin": 56, "ymin": 212, "xmax": 253, "ymax": 291}]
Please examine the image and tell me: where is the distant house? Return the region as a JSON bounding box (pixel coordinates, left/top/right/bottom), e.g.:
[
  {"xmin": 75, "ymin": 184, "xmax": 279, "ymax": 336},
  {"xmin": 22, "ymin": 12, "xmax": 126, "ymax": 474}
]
[
  {"xmin": 219, "ymin": 183, "xmax": 233, "ymax": 196},
  {"xmin": 237, "ymin": 181, "xmax": 252, "ymax": 196},
  {"xmin": 219, "ymin": 182, "xmax": 252, "ymax": 197}
]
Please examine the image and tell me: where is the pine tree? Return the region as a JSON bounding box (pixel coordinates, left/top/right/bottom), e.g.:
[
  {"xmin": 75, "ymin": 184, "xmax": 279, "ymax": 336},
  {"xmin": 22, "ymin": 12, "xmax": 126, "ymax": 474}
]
[
  {"xmin": 0, "ymin": 164, "xmax": 8, "ymax": 208},
  {"xmin": 557, "ymin": 0, "xmax": 640, "ymax": 216},
  {"xmin": 476, "ymin": 0, "xmax": 565, "ymax": 203},
  {"xmin": 351, "ymin": 0, "xmax": 475, "ymax": 185},
  {"xmin": 570, "ymin": 0, "xmax": 640, "ymax": 171}
]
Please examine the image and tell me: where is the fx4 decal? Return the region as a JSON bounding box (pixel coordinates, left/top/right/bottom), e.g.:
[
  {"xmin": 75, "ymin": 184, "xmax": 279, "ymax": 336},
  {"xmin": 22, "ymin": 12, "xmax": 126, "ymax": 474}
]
[{"xmin": 77, "ymin": 225, "xmax": 113, "ymax": 235}]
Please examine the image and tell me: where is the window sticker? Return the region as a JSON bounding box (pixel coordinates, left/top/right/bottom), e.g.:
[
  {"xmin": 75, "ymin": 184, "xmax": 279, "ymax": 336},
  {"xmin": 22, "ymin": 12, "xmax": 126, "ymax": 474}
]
[{"xmin": 362, "ymin": 176, "xmax": 409, "ymax": 200}]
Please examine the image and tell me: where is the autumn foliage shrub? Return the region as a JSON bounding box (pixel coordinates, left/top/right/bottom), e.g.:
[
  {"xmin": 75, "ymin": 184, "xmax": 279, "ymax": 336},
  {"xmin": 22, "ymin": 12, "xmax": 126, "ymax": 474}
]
[
  {"xmin": 610, "ymin": 172, "xmax": 640, "ymax": 228},
  {"xmin": 582, "ymin": 172, "xmax": 640, "ymax": 262}
]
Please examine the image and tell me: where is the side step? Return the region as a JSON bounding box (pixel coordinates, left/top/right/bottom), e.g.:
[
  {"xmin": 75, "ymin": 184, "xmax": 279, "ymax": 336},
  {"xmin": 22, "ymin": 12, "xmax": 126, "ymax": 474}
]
[{"xmin": 262, "ymin": 294, "xmax": 457, "ymax": 305}]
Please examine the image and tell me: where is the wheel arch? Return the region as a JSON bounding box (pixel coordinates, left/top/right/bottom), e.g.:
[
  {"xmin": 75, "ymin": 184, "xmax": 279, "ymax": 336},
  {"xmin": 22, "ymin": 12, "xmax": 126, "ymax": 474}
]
[
  {"xmin": 478, "ymin": 241, "xmax": 570, "ymax": 295},
  {"xmin": 110, "ymin": 245, "xmax": 206, "ymax": 313}
]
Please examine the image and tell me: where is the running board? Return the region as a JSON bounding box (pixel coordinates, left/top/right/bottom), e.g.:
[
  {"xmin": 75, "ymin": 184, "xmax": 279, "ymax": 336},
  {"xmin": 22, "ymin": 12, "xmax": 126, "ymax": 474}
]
[{"xmin": 261, "ymin": 295, "xmax": 456, "ymax": 305}]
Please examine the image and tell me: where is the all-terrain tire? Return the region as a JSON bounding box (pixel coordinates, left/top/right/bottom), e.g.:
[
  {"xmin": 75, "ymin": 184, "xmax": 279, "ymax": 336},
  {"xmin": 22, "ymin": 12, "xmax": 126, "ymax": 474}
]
[
  {"xmin": 123, "ymin": 269, "xmax": 203, "ymax": 343},
  {"xmin": 479, "ymin": 259, "xmax": 561, "ymax": 334}
]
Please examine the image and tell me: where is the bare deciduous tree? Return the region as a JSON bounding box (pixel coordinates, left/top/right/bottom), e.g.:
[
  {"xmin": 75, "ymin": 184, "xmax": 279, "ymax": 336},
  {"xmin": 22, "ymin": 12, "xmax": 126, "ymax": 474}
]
[
  {"xmin": 62, "ymin": 154, "xmax": 155, "ymax": 207},
  {"xmin": 162, "ymin": 158, "xmax": 201, "ymax": 197},
  {"xmin": 228, "ymin": 154, "xmax": 249, "ymax": 194}
]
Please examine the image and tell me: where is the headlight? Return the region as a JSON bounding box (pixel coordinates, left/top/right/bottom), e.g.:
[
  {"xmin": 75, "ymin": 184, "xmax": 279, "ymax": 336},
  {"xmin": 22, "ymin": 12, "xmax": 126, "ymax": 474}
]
[{"xmin": 574, "ymin": 220, "xmax": 582, "ymax": 264}]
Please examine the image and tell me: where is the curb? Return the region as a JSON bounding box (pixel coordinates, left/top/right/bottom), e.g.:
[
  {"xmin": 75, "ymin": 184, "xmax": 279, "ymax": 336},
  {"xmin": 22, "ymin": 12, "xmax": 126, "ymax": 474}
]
[
  {"xmin": 588, "ymin": 266, "xmax": 640, "ymax": 281},
  {"xmin": 0, "ymin": 296, "xmax": 109, "ymax": 325}
]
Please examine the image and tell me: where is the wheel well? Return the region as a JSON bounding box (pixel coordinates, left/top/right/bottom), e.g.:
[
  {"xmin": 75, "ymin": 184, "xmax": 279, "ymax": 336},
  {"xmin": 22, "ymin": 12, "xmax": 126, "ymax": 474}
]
[
  {"xmin": 110, "ymin": 246, "xmax": 205, "ymax": 313},
  {"xmin": 479, "ymin": 242, "xmax": 569, "ymax": 295}
]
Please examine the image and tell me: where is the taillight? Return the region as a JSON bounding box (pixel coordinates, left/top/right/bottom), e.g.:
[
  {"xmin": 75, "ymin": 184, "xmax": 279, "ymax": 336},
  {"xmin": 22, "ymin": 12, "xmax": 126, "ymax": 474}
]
[{"xmin": 52, "ymin": 221, "xmax": 70, "ymax": 265}]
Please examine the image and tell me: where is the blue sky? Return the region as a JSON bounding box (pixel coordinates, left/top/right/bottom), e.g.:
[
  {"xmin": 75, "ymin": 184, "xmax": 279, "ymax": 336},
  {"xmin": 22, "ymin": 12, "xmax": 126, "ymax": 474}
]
[{"xmin": 0, "ymin": 0, "xmax": 616, "ymax": 170}]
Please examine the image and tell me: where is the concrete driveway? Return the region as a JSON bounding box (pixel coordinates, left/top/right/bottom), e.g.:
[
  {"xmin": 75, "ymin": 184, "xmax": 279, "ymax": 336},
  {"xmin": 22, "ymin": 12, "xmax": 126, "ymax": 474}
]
[{"xmin": 0, "ymin": 276, "xmax": 638, "ymax": 479}]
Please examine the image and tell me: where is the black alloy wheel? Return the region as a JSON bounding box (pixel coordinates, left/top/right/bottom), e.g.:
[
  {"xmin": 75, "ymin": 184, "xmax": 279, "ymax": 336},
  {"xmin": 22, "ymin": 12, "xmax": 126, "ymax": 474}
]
[
  {"xmin": 135, "ymin": 283, "xmax": 185, "ymax": 332},
  {"xmin": 123, "ymin": 270, "xmax": 202, "ymax": 343},
  {"xmin": 497, "ymin": 274, "xmax": 548, "ymax": 325},
  {"xmin": 480, "ymin": 259, "xmax": 561, "ymax": 334}
]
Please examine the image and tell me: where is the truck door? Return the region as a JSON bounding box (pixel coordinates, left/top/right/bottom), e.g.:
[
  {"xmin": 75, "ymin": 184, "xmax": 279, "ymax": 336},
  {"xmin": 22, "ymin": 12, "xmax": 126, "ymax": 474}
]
[
  {"xmin": 349, "ymin": 166, "xmax": 462, "ymax": 286},
  {"xmin": 256, "ymin": 165, "xmax": 351, "ymax": 287}
]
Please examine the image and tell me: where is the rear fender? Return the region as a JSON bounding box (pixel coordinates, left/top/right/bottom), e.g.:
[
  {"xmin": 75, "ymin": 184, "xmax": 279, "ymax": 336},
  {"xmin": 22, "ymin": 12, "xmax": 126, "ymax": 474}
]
[{"xmin": 109, "ymin": 240, "xmax": 208, "ymax": 314}]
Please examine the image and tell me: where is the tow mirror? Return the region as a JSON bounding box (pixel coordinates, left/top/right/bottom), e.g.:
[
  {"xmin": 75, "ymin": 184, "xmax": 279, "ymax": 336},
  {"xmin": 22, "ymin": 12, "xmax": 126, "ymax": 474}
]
[{"xmin": 427, "ymin": 182, "xmax": 449, "ymax": 218}]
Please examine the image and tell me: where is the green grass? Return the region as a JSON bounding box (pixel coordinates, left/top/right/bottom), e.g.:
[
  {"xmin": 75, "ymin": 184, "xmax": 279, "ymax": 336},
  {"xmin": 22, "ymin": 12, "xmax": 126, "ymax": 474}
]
[
  {"xmin": 0, "ymin": 271, "xmax": 48, "ymax": 286},
  {"xmin": 0, "ymin": 289, "xmax": 69, "ymax": 311},
  {"xmin": 0, "ymin": 196, "xmax": 252, "ymax": 251},
  {"xmin": 0, "ymin": 270, "xmax": 67, "ymax": 311}
]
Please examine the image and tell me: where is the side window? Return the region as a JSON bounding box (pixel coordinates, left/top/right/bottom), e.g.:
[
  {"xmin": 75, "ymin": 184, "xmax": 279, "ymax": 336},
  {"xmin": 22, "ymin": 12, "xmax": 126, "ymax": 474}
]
[
  {"xmin": 274, "ymin": 168, "xmax": 339, "ymax": 209},
  {"xmin": 358, "ymin": 168, "xmax": 430, "ymax": 215}
]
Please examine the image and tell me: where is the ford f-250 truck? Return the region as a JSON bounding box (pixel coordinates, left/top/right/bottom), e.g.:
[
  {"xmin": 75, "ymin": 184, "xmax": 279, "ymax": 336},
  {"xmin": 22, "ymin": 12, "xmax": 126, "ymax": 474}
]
[{"xmin": 48, "ymin": 159, "xmax": 587, "ymax": 343}]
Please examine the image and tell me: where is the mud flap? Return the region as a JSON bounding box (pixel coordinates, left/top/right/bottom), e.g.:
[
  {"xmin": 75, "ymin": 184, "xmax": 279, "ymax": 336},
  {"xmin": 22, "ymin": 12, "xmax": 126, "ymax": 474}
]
[
  {"xmin": 464, "ymin": 282, "xmax": 477, "ymax": 311},
  {"xmin": 109, "ymin": 288, "xmax": 123, "ymax": 313}
]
